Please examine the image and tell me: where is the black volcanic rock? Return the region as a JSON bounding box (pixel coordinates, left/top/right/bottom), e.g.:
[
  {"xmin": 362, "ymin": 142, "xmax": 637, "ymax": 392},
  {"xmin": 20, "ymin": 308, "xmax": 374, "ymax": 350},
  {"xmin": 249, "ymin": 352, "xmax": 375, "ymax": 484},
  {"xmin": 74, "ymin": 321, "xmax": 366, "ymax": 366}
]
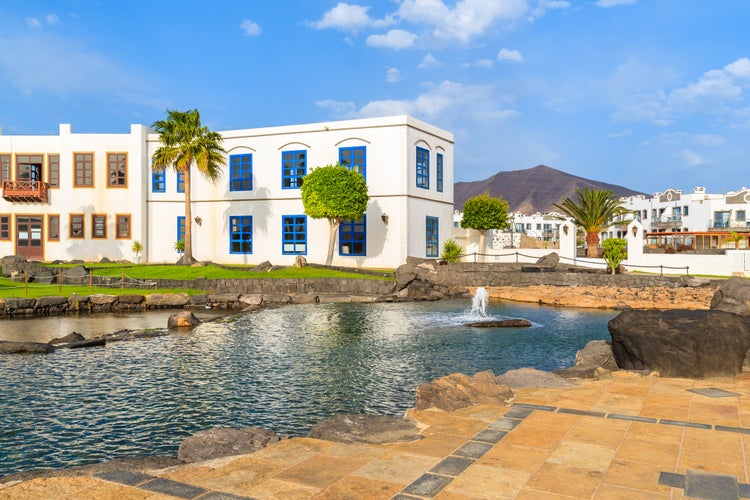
[{"xmin": 454, "ymin": 165, "xmax": 647, "ymax": 214}]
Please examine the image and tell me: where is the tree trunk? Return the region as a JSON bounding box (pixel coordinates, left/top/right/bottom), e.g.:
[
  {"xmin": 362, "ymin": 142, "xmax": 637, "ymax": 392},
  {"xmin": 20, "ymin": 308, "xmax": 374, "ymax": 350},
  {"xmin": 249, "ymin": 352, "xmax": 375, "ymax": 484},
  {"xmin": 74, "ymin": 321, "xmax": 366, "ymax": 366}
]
[
  {"xmin": 183, "ymin": 167, "xmax": 195, "ymax": 265},
  {"xmin": 478, "ymin": 230, "xmax": 487, "ymax": 263},
  {"xmin": 326, "ymin": 218, "xmax": 340, "ymax": 266},
  {"xmin": 585, "ymin": 231, "xmax": 600, "ymax": 258}
]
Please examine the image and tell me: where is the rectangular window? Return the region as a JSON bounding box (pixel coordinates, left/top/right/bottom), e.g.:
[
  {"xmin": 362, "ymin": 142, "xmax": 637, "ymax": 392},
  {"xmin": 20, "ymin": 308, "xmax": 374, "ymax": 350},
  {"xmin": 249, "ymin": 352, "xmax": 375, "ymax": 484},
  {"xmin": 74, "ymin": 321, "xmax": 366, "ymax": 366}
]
[
  {"xmin": 426, "ymin": 216, "xmax": 439, "ymax": 257},
  {"xmin": 48, "ymin": 154, "xmax": 60, "ymax": 187},
  {"xmin": 436, "ymin": 153, "xmax": 444, "ymax": 192},
  {"xmin": 70, "ymin": 214, "xmax": 85, "ymax": 239},
  {"xmin": 738, "ymin": 210, "xmax": 746, "ymax": 222},
  {"xmin": 152, "ymin": 170, "xmax": 165, "ymax": 193},
  {"xmin": 16, "ymin": 155, "xmax": 43, "ymax": 181},
  {"xmin": 683, "ymin": 205, "xmax": 689, "ymax": 216},
  {"xmin": 116, "ymin": 214, "xmax": 131, "ymax": 239},
  {"xmin": 107, "ymin": 153, "xmax": 127, "ymax": 187},
  {"xmin": 48, "ymin": 214, "xmax": 60, "ymax": 241},
  {"xmin": 282, "ymin": 215, "xmax": 307, "ymax": 254},
  {"xmin": 416, "ymin": 147, "xmax": 430, "ymax": 189},
  {"xmin": 92, "ymin": 214, "xmax": 107, "ymax": 239},
  {"xmin": 282, "ymin": 150, "xmax": 306, "ymax": 189},
  {"xmin": 0, "ymin": 155, "xmax": 9, "ymax": 182},
  {"xmin": 339, "ymin": 146, "xmax": 366, "ymax": 179},
  {"xmin": 229, "ymin": 215, "xmax": 253, "ymax": 254},
  {"xmin": 0, "ymin": 214, "xmax": 10, "ymax": 240},
  {"xmin": 177, "ymin": 171, "xmax": 185, "ymax": 193},
  {"xmin": 177, "ymin": 216, "xmax": 185, "ymax": 244},
  {"xmin": 339, "ymin": 216, "xmax": 366, "ymax": 256},
  {"xmin": 74, "ymin": 153, "xmax": 94, "ymax": 187},
  {"xmin": 229, "ymin": 154, "xmax": 253, "ymax": 191}
]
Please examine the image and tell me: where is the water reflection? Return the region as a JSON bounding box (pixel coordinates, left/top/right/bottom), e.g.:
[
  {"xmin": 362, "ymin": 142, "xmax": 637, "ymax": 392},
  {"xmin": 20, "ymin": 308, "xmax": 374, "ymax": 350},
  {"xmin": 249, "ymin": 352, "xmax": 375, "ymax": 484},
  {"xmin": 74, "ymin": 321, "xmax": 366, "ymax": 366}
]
[{"xmin": 0, "ymin": 300, "xmax": 616, "ymax": 476}]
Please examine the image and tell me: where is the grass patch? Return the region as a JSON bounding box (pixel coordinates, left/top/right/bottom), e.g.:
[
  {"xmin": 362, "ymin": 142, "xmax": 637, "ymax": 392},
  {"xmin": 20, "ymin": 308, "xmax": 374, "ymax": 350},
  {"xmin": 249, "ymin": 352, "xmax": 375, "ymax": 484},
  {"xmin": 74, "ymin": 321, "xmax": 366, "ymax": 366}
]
[{"xmin": 0, "ymin": 279, "xmax": 200, "ymax": 299}]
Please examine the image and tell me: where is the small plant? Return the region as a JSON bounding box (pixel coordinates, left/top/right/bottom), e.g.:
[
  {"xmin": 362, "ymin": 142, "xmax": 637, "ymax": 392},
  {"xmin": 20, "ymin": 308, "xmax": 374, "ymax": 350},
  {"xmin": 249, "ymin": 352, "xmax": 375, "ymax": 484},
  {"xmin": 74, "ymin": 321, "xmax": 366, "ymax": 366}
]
[
  {"xmin": 440, "ymin": 239, "xmax": 464, "ymax": 263},
  {"xmin": 602, "ymin": 238, "xmax": 627, "ymax": 275},
  {"xmin": 174, "ymin": 239, "xmax": 185, "ymax": 253},
  {"xmin": 728, "ymin": 231, "xmax": 743, "ymax": 249},
  {"xmin": 131, "ymin": 240, "xmax": 143, "ymax": 263}
]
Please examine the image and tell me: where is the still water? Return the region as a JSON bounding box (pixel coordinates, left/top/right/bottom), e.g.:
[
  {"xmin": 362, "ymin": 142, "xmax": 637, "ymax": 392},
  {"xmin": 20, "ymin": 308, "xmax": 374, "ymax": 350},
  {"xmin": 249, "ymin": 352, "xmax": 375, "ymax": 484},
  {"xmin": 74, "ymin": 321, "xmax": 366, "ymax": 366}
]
[{"xmin": 0, "ymin": 299, "xmax": 616, "ymax": 476}]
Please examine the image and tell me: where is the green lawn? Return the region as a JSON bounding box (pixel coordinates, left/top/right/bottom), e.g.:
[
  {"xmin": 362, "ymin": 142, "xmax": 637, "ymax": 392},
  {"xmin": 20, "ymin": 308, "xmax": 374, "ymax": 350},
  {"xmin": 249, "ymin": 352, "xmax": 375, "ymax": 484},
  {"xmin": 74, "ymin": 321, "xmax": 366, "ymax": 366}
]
[{"xmin": 0, "ymin": 263, "xmax": 394, "ymax": 299}]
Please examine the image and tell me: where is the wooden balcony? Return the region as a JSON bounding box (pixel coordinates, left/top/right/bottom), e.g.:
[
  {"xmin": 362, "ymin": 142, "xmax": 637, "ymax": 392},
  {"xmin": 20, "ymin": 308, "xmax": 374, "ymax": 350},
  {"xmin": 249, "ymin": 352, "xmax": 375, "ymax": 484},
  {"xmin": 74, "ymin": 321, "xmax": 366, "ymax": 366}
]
[{"xmin": 2, "ymin": 181, "xmax": 50, "ymax": 203}]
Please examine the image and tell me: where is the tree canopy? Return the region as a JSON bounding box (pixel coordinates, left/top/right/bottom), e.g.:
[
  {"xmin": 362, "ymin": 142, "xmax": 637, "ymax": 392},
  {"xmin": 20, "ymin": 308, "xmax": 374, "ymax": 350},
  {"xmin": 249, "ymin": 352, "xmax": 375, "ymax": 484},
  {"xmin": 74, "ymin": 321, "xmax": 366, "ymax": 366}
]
[
  {"xmin": 460, "ymin": 192, "xmax": 510, "ymax": 261},
  {"xmin": 554, "ymin": 187, "xmax": 623, "ymax": 258},
  {"xmin": 152, "ymin": 109, "xmax": 226, "ymax": 265},
  {"xmin": 301, "ymin": 164, "xmax": 369, "ymax": 265}
]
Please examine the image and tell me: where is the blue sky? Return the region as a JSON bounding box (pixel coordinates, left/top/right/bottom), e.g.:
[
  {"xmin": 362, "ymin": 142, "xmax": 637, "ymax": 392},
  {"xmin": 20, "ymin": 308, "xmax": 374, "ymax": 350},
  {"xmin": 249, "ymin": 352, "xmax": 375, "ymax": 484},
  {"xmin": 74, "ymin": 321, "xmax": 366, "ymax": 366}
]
[{"xmin": 1, "ymin": 1, "xmax": 749, "ymax": 194}]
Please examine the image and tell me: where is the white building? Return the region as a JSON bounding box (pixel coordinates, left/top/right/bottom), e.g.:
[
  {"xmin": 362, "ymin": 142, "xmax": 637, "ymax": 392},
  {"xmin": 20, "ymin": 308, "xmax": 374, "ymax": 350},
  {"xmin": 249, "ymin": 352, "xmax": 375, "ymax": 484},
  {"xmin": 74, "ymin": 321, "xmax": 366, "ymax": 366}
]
[{"xmin": 0, "ymin": 115, "xmax": 454, "ymax": 268}]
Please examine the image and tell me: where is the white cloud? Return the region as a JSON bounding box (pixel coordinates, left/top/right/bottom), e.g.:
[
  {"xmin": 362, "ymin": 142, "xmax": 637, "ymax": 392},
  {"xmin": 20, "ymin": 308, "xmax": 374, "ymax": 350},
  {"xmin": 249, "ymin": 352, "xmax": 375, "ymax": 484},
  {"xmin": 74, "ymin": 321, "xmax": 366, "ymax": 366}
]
[
  {"xmin": 530, "ymin": 0, "xmax": 570, "ymax": 19},
  {"xmin": 45, "ymin": 14, "xmax": 59, "ymax": 25},
  {"xmin": 310, "ymin": 2, "xmax": 391, "ymax": 32},
  {"xmin": 418, "ymin": 54, "xmax": 441, "ymax": 69},
  {"xmin": 386, "ymin": 67, "xmax": 401, "ymax": 83},
  {"xmin": 682, "ymin": 149, "xmax": 708, "ymax": 167},
  {"xmin": 475, "ymin": 59, "xmax": 493, "ymax": 69},
  {"xmin": 693, "ymin": 134, "xmax": 728, "ymax": 146},
  {"xmin": 26, "ymin": 17, "xmax": 41, "ymax": 28},
  {"xmin": 240, "ymin": 19, "xmax": 262, "ymax": 37},
  {"xmin": 667, "ymin": 58, "xmax": 750, "ymax": 113},
  {"xmin": 595, "ymin": 0, "xmax": 637, "ymax": 7},
  {"xmin": 497, "ymin": 48, "xmax": 523, "ymax": 63},
  {"xmin": 366, "ymin": 29, "xmax": 417, "ymax": 49},
  {"xmin": 317, "ymin": 80, "xmax": 520, "ymax": 123},
  {"xmin": 396, "ymin": 0, "xmax": 528, "ymax": 44}
]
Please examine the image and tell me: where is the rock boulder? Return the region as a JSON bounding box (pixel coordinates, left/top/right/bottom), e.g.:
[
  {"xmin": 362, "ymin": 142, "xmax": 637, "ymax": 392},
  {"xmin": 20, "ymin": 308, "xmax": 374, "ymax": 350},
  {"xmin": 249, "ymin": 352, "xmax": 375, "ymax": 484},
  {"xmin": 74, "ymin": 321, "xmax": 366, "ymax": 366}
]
[
  {"xmin": 609, "ymin": 309, "xmax": 750, "ymax": 378},
  {"xmin": 415, "ymin": 370, "xmax": 513, "ymax": 411},
  {"xmin": 178, "ymin": 427, "xmax": 284, "ymax": 463},
  {"xmin": 167, "ymin": 311, "xmax": 202, "ymax": 328},
  {"xmin": 307, "ymin": 414, "xmax": 422, "ymax": 444},
  {"xmin": 496, "ymin": 368, "xmax": 576, "ymax": 389},
  {"xmin": 711, "ymin": 277, "xmax": 750, "ymax": 316}
]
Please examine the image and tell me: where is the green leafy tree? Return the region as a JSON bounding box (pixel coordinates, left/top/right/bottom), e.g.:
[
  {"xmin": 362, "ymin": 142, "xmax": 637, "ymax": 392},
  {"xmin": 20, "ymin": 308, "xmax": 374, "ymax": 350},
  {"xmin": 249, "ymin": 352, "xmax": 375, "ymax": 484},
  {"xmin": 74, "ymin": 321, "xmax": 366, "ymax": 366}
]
[
  {"xmin": 440, "ymin": 239, "xmax": 464, "ymax": 263},
  {"xmin": 602, "ymin": 237, "xmax": 627, "ymax": 275},
  {"xmin": 728, "ymin": 231, "xmax": 743, "ymax": 249},
  {"xmin": 460, "ymin": 192, "xmax": 510, "ymax": 262},
  {"xmin": 152, "ymin": 109, "xmax": 226, "ymax": 265},
  {"xmin": 301, "ymin": 164, "xmax": 369, "ymax": 266},
  {"xmin": 554, "ymin": 188, "xmax": 624, "ymax": 258}
]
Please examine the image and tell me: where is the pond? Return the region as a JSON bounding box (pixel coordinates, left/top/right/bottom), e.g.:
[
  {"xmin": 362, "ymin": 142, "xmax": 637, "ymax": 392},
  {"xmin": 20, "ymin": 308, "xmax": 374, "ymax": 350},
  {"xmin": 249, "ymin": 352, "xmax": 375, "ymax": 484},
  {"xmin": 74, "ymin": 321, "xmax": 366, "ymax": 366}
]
[{"xmin": 0, "ymin": 299, "xmax": 617, "ymax": 477}]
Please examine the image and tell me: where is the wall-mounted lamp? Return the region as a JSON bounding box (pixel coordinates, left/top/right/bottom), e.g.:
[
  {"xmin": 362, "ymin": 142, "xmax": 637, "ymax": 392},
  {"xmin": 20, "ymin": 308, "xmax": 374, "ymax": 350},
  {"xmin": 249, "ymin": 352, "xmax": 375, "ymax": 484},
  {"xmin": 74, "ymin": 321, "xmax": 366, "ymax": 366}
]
[
  {"xmin": 381, "ymin": 213, "xmax": 389, "ymax": 225},
  {"xmin": 194, "ymin": 216, "xmax": 202, "ymax": 226},
  {"xmin": 631, "ymin": 226, "xmax": 638, "ymax": 237},
  {"xmin": 562, "ymin": 225, "xmax": 569, "ymax": 235}
]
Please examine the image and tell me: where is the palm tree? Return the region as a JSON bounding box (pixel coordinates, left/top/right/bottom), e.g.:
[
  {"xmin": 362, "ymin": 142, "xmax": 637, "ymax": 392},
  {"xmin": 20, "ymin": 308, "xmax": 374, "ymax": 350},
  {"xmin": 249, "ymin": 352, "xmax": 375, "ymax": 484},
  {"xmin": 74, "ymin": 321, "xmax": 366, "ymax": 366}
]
[
  {"xmin": 554, "ymin": 188, "xmax": 623, "ymax": 258},
  {"xmin": 152, "ymin": 109, "xmax": 226, "ymax": 264}
]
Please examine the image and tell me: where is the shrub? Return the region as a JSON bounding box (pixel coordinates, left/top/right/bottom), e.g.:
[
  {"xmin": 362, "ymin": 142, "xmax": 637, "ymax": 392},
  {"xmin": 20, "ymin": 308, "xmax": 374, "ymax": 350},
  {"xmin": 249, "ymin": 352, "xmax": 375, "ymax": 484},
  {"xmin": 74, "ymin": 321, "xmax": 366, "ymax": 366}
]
[
  {"xmin": 602, "ymin": 238, "xmax": 627, "ymax": 275},
  {"xmin": 440, "ymin": 239, "xmax": 464, "ymax": 263}
]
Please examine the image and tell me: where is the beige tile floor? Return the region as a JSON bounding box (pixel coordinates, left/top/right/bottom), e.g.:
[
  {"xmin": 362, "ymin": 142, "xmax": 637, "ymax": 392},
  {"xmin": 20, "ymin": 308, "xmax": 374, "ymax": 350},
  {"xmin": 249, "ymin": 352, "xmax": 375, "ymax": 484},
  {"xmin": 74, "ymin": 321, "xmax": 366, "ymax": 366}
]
[{"xmin": 3, "ymin": 372, "xmax": 750, "ymax": 499}]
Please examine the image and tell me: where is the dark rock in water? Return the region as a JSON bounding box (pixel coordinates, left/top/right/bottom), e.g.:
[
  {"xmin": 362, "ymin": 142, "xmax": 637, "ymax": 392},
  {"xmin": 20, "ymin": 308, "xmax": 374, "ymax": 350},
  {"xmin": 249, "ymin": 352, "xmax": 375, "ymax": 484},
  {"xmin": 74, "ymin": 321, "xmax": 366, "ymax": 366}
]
[
  {"xmin": 415, "ymin": 370, "xmax": 513, "ymax": 411},
  {"xmin": 496, "ymin": 367, "xmax": 577, "ymax": 389},
  {"xmin": 555, "ymin": 340, "xmax": 618, "ymax": 379},
  {"xmin": 178, "ymin": 427, "xmax": 284, "ymax": 463},
  {"xmin": 609, "ymin": 309, "xmax": 750, "ymax": 378},
  {"xmin": 308, "ymin": 414, "xmax": 422, "ymax": 444},
  {"xmin": 0, "ymin": 341, "xmax": 55, "ymax": 354},
  {"xmin": 167, "ymin": 311, "xmax": 202, "ymax": 328},
  {"xmin": 711, "ymin": 277, "xmax": 750, "ymax": 316},
  {"xmin": 104, "ymin": 329, "xmax": 168, "ymax": 342},
  {"xmin": 63, "ymin": 338, "xmax": 106, "ymax": 349},
  {"xmin": 465, "ymin": 319, "xmax": 532, "ymax": 328},
  {"xmin": 49, "ymin": 332, "xmax": 86, "ymax": 345}
]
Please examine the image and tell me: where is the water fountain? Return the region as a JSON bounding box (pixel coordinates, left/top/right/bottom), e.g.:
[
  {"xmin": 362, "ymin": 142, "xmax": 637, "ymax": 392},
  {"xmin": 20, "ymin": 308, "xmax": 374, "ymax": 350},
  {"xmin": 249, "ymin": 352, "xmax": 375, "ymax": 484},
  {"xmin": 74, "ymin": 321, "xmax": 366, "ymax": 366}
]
[
  {"xmin": 470, "ymin": 287, "xmax": 489, "ymax": 318},
  {"xmin": 465, "ymin": 287, "xmax": 532, "ymax": 328}
]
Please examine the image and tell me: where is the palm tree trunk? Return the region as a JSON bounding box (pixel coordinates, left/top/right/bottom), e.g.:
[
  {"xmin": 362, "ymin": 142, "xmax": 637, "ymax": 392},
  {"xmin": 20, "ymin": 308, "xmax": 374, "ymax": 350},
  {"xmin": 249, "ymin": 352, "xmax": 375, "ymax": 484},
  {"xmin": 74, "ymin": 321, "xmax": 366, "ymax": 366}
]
[
  {"xmin": 585, "ymin": 231, "xmax": 599, "ymax": 258},
  {"xmin": 183, "ymin": 168, "xmax": 195, "ymax": 265},
  {"xmin": 326, "ymin": 218, "xmax": 340, "ymax": 266}
]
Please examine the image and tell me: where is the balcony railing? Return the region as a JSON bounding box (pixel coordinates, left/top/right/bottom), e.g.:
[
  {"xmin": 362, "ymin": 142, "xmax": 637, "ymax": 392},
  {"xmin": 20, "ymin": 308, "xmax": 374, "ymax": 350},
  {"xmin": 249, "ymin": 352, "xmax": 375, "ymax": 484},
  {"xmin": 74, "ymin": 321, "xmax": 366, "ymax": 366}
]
[
  {"xmin": 2, "ymin": 181, "xmax": 50, "ymax": 203},
  {"xmin": 709, "ymin": 220, "xmax": 750, "ymax": 231},
  {"xmin": 651, "ymin": 215, "xmax": 682, "ymax": 228}
]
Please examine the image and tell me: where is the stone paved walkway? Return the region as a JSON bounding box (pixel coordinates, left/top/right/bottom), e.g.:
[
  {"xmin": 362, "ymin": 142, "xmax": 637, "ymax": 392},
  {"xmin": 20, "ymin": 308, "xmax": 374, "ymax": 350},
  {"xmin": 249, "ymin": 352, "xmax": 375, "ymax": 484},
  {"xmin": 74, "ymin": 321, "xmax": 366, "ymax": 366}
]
[{"xmin": 3, "ymin": 371, "xmax": 750, "ymax": 499}]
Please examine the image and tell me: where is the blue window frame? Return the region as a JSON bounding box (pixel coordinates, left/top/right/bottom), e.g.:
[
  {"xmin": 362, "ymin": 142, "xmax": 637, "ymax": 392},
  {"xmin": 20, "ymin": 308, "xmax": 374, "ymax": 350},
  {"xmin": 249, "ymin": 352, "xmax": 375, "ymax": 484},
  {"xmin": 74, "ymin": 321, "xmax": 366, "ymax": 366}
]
[
  {"xmin": 339, "ymin": 216, "xmax": 366, "ymax": 256},
  {"xmin": 229, "ymin": 215, "xmax": 253, "ymax": 254},
  {"xmin": 416, "ymin": 147, "xmax": 429, "ymax": 189},
  {"xmin": 426, "ymin": 216, "xmax": 439, "ymax": 257},
  {"xmin": 177, "ymin": 171, "xmax": 185, "ymax": 193},
  {"xmin": 176, "ymin": 216, "xmax": 185, "ymax": 253},
  {"xmin": 152, "ymin": 170, "xmax": 165, "ymax": 193},
  {"xmin": 436, "ymin": 153, "xmax": 443, "ymax": 193},
  {"xmin": 282, "ymin": 150, "xmax": 306, "ymax": 189},
  {"xmin": 339, "ymin": 146, "xmax": 366, "ymax": 180},
  {"xmin": 229, "ymin": 154, "xmax": 253, "ymax": 191},
  {"xmin": 282, "ymin": 215, "xmax": 307, "ymax": 254}
]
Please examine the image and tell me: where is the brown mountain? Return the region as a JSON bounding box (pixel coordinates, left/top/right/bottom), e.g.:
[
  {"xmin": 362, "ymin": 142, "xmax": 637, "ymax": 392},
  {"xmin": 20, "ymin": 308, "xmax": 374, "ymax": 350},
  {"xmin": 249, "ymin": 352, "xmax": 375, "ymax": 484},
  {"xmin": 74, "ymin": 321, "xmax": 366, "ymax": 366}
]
[{"xmin": 454, "ymin": 165, "xmax": 647, "ymax": 214}]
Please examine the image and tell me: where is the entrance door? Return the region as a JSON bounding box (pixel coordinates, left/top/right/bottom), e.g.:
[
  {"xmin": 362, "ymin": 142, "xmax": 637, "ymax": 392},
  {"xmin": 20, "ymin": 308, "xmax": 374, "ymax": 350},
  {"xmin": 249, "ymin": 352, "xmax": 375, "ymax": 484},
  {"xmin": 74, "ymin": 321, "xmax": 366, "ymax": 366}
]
[{"xmin": 16, "ymin": 216, "xmax": 43, "ymax": 260}]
